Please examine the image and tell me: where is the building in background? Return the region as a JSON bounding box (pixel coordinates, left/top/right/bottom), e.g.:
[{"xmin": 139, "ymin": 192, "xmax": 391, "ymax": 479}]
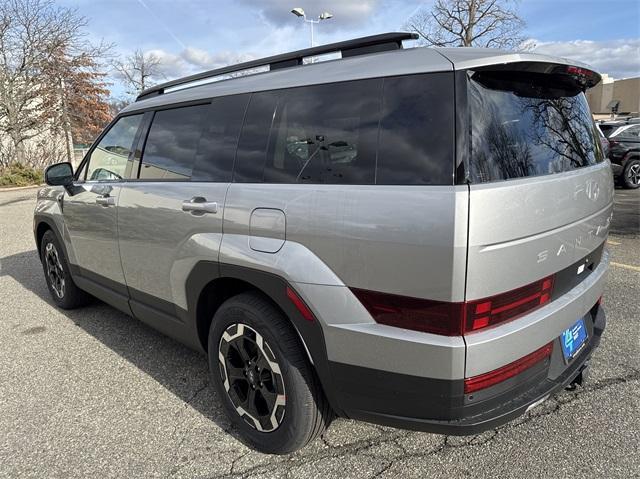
[{"xmin": 587, "ymin": 74, "xmax": 640, "ymax": 116}]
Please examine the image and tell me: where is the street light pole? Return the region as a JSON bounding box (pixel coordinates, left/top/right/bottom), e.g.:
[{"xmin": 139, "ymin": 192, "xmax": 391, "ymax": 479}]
[{"xmin": 290, "ymin": 8, "xmax": 333, "ymax": 47}]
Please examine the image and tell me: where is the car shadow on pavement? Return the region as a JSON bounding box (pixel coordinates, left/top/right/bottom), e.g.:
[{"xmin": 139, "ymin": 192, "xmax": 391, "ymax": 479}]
[{"xmin": 0, "ymin": 249, "xmax": 240, "ymax": 439}]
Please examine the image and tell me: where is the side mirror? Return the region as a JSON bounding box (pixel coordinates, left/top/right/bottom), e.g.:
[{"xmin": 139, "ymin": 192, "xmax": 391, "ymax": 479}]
[{"xmin": 45, "ymin": 162, "xmax": 74, "ymax": 187}]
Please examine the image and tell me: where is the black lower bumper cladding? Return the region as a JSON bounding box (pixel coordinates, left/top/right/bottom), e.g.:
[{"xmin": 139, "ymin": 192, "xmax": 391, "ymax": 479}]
[{"xmin": 330, "ymin": 305, "xmax": 606, "ymax": 435}]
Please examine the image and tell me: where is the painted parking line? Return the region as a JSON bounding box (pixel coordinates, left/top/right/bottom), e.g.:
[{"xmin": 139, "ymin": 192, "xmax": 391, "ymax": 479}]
[{"xmin": 611, "ymin": 261, "xmax": 640, "ymax": 273}]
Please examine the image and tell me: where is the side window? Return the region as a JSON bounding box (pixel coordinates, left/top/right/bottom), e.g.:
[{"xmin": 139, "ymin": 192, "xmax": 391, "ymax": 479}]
[
  {"xmin": 377, "ymin": 73, "xmax": 455, "ymax": 185},
  {"xmin": 234, "ymin": 92, "xmax": 280, "ymax": 183},
  {"xmin": 86, "ymin": 114, "xmax": 143, "ymax": 181},
  {"xmin": 626, "ymin": 125, "xmax": 640, "ymax": 138},
  {"xmin": 234, "ymin": 79, "xmax": 381, "ymax": 184},
  {"xmin": 191, "ymin": 94, "xmax": 250, "ymax": 182},
  {"xmin": 139, "ymin": 104, "xmax": 209, "ymax": 180}
]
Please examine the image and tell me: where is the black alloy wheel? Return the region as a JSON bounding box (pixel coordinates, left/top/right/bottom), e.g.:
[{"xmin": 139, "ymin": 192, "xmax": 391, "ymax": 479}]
[{"xmin": 218, "ymin": 323, "xmax": 286, "ymax": 432}]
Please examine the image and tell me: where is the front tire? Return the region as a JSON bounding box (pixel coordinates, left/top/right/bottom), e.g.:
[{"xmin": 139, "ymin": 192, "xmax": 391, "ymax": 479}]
[
  {"xmin": 208, "ymin": 292, "xmax": 332, "ymax": 454},
  {"xmin": 622, "ymin": 158, "xmax": 640, "ymax": 189},
  {"xmin": 40, "ymin": 230, "xmax": 90, "ymax": 309}
]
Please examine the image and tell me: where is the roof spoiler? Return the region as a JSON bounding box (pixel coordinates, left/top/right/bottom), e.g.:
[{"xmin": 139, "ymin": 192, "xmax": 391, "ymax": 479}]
[
  {"xmin": 136, "ymin": 32, "xmax": 419, "ymax": 101},
  {"xmin": 471, "ymin": 61, "xmax": 601, "ymax": 91}
]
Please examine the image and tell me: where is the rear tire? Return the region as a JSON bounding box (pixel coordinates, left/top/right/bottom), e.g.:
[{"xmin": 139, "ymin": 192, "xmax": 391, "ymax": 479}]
[
  {"xmin": 622, "ymin": 158, "xmax": 640, "ymax": 189},
  {"xmin": 40, "ymin": 230, "xmax": 90, "ymax": 309},
  {"xmin": 208, "ymin": 292, "xmax": 332, "ymax": 454}
]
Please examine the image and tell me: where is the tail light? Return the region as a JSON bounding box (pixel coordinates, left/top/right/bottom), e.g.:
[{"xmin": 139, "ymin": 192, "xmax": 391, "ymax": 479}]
[
  {"xmin": 464, "ymin": 276, "xmax": 554, "ymax": 333},
  {"xmin": 464, "ymin": 342, "xmax": 553, "ymax": 393},
  {"xmin": 350, "ymin": 289, "xmax": 464, "ymax": 335},
  {"xmin": 351, "ymin": 275, "xmax": 555, "ymax": 336}
]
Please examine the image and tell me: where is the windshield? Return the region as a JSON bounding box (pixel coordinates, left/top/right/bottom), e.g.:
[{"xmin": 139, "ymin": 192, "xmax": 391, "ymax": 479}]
[{"xmin": 468, "ymin": 71, "xmax": 603, "ymax": 183}]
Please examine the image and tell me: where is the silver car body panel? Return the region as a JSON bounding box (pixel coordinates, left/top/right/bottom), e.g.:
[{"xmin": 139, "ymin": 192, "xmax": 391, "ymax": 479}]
[
  {"xmin": 433, "ymin": 48, "xmax": 596, "ymax": 72},
  {"xmin": 466, "ymin": 163, "xmax": 614, "ymax": 299},
  {"xmin": 292, "ymin": 281, "xmax": 466, "ymax": 379},
  {"xmin": 35, "ymin": 187, "xmax": 73, "ymax": 260},
  {"xmin": 61, "ymin": 182, "xmax": 125, "ymax": 285},
  {"xmin": 221, "ymin": 184, "xmax": 469, "ymax": 301},
  {"xmin": 116, "ymin": 182, "xmax": 228, "ymax": 311}
]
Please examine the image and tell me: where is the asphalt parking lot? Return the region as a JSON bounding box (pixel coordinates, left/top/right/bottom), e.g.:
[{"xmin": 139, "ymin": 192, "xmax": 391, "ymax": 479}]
[{"xmin": 0, "ymin": 186, "xmax": 638, "ymax": 479}]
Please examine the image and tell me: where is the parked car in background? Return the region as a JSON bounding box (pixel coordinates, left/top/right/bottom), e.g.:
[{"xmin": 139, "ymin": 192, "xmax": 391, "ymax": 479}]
[
  {"xmin": 598, "ymin": 119, "xmax": 640, "ymax": 188},
  {"xmin": 595, "ymin": 124, "xmax": 610, "ymax": 158}
]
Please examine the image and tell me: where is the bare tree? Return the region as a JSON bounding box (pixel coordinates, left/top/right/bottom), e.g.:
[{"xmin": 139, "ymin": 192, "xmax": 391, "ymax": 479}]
[
  {"xmin": 405, "ymin": 0, "xmax": 526, "ymax": 50},
  {"xmin": 0, "ymin": 0, "xmax": 111, "ymax": 167},
  {"xmin": 113, "ymin": 49, "xmax": 165, "ymax": 96},
  {"xmin": 107, "ymin": 97, "xmax": 131, "ymax": 119}
]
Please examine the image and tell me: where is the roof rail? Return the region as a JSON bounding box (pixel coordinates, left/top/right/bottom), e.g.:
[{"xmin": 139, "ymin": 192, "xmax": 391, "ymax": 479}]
[{"xmin": 135, "ymin": 32, "xmax": 418, "ymax": 101}]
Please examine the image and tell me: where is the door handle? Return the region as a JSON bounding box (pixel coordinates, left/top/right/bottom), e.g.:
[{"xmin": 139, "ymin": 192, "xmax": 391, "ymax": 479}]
[
  {"xmin": 181, "ymin": 197, "xmax": 218, "ymax": 214},
  {"xmin": 96, "ymin": 196, "xmax": 115, "ymax": 206}
]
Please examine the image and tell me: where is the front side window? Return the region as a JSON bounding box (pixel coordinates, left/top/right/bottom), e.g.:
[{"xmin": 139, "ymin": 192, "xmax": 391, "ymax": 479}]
[
  {"xmin": 86, "ymin": 114, "xmax": 143, "ymax": 181},
  {"xmin": 139, "ymin": 104, "xmax": 209, "ymax": 180},
  {"xmin": 235, "ymin": 79, "xmax": 381, "ymax": 184},
  {"xmin": 468, "ymin": 71, "xmax": 603, "ymax": 183}
]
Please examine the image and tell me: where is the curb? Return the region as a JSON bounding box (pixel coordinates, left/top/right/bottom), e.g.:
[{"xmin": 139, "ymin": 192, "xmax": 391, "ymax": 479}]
[{"xmin": 0, "ymin": 184, "xmax": 44, "ymax": 192}]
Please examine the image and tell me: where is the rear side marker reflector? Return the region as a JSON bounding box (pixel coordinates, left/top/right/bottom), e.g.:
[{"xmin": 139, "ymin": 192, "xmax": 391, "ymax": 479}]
[
  {"xmin": 464, "ymin": 342, "xmax": 554, "ymax": 394},
  {"xmin": 351, "ymin": 275, "xmax": 556, "ymax": 336},
  {"xmin": 286, "ymin": 286, "xmax": 315, "ymax": 322}
]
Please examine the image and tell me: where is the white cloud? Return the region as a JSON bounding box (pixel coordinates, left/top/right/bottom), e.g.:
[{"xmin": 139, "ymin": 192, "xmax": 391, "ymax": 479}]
[
  {"xmin": 146, "ymin": 49, "xmax": 188, "ymax": 79},
  {"xmin": 142, "ymin": 48, "xmax": 257, "ymax": 80},
  {"xmin": 181, "ymin": 47, "xmax": 255, "ymax": 70},
  {"xmin": 238, "ymin": 0, "xmax": 379, "ymax": 29},
  {"xmin": 531, "ymin": 38, "xmax": 640, "ymax": 79}
]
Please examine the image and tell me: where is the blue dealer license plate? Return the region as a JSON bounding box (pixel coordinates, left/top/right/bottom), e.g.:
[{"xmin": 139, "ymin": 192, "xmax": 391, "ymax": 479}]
[{"xmin": 560, "ymin": 318, "xmax": 588, "ymax": 361}]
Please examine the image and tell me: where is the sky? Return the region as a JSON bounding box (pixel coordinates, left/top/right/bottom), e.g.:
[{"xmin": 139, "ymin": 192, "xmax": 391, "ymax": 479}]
[{"xmin": 58, "ymin": 0, "xmax": 640, "ymax": 97}]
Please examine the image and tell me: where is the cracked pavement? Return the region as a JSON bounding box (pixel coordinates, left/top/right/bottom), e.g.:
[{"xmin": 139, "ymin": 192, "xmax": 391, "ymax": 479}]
[{"xmin": 0, "ymin": 187, "xmax": 638, "ymax": 478}]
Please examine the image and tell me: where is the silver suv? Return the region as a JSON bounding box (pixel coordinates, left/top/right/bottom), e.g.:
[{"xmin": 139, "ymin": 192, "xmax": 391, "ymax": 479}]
[{"xmin": 34, "ymin": 33, "xmax": 613, "ymax": 454}]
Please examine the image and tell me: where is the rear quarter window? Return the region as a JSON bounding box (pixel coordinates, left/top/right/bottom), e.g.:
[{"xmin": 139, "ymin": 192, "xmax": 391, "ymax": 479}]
[{"xmin": 377, "ymin": 73, "xmax": 454, "ymax": 185}]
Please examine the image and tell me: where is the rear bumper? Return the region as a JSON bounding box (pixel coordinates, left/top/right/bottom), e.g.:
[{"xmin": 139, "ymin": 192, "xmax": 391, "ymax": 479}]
[
  {"xmin": 333, "ymin": 305, "xmax": 605, "ymax": 435},
  {"xmin": 298, "ymin": 247, "xmax": 609, "ymax": 432}
]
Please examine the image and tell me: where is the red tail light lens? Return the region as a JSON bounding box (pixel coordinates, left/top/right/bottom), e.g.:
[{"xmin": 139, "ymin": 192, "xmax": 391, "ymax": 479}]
[
  {"xmin": 566, "ymin": 66, "xmax": 591, "ymax": 76},
  {"xmin": 464, "ymin": 342, "xmax": 553, "ymax": 393},
  {"xmin": 464, "ymin": 276, "xmax": 554, "ymax": 333},
  {"xmin": 350, "ymin": 289, "xmax": 465, "ymax": 336},
  {"xmin": 351, "ymin": 275, "xmax": 555, "ymax": 336}
]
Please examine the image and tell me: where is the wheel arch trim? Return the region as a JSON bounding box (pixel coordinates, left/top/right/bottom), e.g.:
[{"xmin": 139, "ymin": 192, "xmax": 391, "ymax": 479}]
[
  {"xmin": 186, "ymin": 261, "xmax": 343, "ymax": 415},
  {"xmin": 33, "ymin": 215, "xmax": 72, "ymax": 268}
]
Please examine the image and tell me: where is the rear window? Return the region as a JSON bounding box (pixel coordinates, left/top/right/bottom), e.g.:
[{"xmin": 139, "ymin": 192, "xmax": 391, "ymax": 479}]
[{"xmin": 468, "ymin": 71, "xmax": 603, "ymax": 183}]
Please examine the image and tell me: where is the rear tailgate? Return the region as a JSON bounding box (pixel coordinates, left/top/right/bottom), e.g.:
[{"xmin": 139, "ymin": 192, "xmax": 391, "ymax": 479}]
[
  {"xmin": 466, "ymin": 165, "xmax": 612, "ymax": 300},
  {"xmin": 460, "ymin": 63, "xmax": 614, "ymax": 376}
]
